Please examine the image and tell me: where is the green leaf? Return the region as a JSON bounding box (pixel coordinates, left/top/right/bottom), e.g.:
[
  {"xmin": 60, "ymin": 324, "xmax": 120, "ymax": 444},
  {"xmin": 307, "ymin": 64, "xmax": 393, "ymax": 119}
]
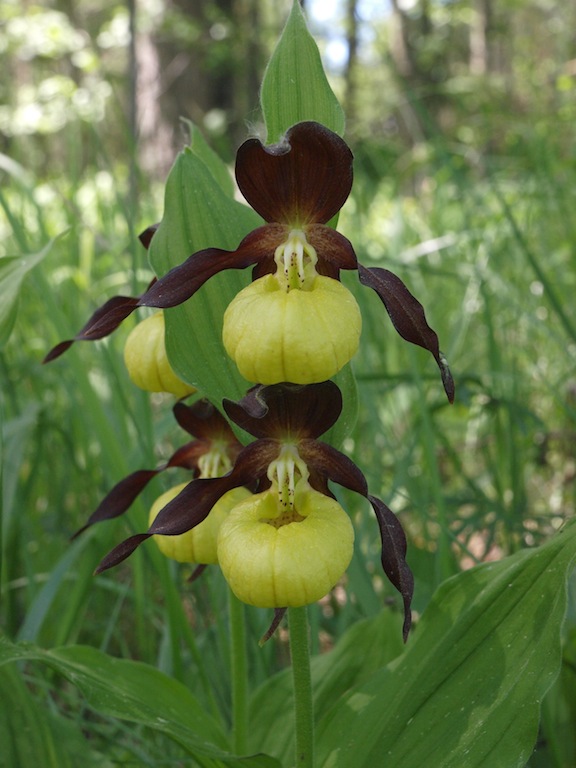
[
  {"xmin": 261, "ymin": 0, "xmax": 345, "ymax": 142},
  {"xmin": 148, "ymin": 147, "xmax": 262, "ymax": 408},
  {"xmin": 315, "ymin": 520, "xmax": 576, "ymax": 767},
  {"xmin": 0, "ymin": 640, "xmax": 281, "ymax": 768},
  {"xmin": 247, "ymin": 609, "xmax": 405, "ymax": 761},
  {"xmin": 0, "ymin": 665, "xmax": 102, "ymax": 768},
  {"xmin": 182, "ymin": 119, "xmax": 236, "ymax": 198},
  {"xmin": 0, "ymin": 236, "xmax": 62, "ymax": 348}
]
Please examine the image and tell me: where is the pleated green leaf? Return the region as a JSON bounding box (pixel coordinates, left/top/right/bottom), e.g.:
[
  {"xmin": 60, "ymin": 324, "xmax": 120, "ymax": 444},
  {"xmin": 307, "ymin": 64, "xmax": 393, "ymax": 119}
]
[
  {"xmin": 0, "ymin": 640, "xmax": 281, "ymax": 768},
  {"xmin": 148, "ymin": 146, "xmax": 261, "ymax": 407},
  {"xmin": 261, "ymin": 0, "xmax": 345, "ymax": 142},
  {"xmin": 315, "ymin": 520, "xmax": 576, "ymax": 768}
]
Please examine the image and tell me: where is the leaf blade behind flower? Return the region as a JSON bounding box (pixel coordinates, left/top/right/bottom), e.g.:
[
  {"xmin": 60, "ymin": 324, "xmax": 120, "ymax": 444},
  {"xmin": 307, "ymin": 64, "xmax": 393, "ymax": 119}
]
[
  {"xmin": 315, "ymin": 520, "xmax": 576, "ymax": 768},
  {"xmin": 260, "ymin": 0, "xmax": 345, "ymax": 142},
  {"xmin": 149, "ymin": 146, "xmax": 262, "ymax": 408}
]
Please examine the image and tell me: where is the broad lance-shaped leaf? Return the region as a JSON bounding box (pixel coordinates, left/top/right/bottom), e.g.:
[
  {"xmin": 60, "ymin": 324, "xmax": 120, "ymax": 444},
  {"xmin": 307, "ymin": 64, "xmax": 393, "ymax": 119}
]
[
  {"xmin": 260, "ymin": 0, "xmax": 345, "ymax": 142},
  {"xmin": 358, "ymin": 263, "xmax": 455, "ymax": 403},
  {"xmin": 149, "ymin": 146, "xmax": 262, "ymax": 405},
  {"xmin": 315, "ymin": 519, "xmax": 576, "ymax": 768},
  {"xmin": 0, "ymin": 640, "xmax": 281, "ymax": 768}
]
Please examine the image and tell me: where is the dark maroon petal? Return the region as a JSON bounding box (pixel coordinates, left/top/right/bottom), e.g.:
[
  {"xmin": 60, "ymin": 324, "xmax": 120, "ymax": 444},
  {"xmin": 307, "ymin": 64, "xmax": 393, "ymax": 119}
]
[
  {"xmin": 223, "ymin": 382, "xmax": 343, "ymax": 440},
  {"xmin": 149, "ymin": 440, "xmax": 277, "ymax": 536},
  {"xmin": 73, "ymin": 436, "xmax": 208, "ymax": 539},
  {"xmin": 298, "ymin": 440, "xmax": 368, "ymax": 496},
  {"xmin": 43, "ymin": 294, "xmax": 141, "ymax": 362},
  {"xmin": 259, "ymin": 608, "xmax": 287, "ymax": 645},
  {"xmin": 72, "ymin": 469, "xmax": 160, "ymax": 539},
  {"xmin": 298, "ymin": 439, "xmax": 413, "ymax": 639},
  {"xmin": 235, "ymin": 122, "xmax": 353, "ymax": 225},
  {"xmin": 83, "ymin": 225, "xmax": 284, "ymax": 341},
  {"xmin": 368, "ymin": 495, "xmax": 414, "ymax": 641},
  {"xmin": 94, "ymin": 440, "xmax": 276, "ymax": 574},
  {"xmin": 358, "ymin": 264, "xmax": 455, "ymax": 403},
  {"xmin": 165, "ymin": 442, "xmax": 205, "ymax": 472},
  {"xmin": 173, "ymin": 399, "xmax": 238, "ymax": 444},
  {"xmin": 95, "ymin": 533, "xmax": 151, "ymax": 574},
  {"xmin": 139, "ymin": 224, "xmax": 159, "ymax": 249},
  {"xmin": 306, "ymin": 225, "xmax": 358, "ymax": 274}
]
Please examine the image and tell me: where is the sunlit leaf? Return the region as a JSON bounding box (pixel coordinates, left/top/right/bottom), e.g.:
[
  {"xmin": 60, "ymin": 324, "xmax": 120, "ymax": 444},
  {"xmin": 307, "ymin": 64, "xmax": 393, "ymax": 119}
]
[
  {"xmin": 260, "ymin": 0, "xmax": 345, "ymax": 142},
  {"xmin": 148, "ymin": 147, "xmax": 261, "ymax": 407},
  {"xmin": 315, "ymin": 520, "xmax": 576, "ymax": 768}
]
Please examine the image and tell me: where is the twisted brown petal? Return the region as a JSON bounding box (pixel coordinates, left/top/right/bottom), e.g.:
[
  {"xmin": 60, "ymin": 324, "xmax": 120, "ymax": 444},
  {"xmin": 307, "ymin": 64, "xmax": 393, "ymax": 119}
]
[
  {"xmin": 173, "ymin": 399, "xmax": 239, "ymax": 445},
  {"xmin": 138, "ymin": 224, "xmax": 159, "ymax": 249},
  {"xmin": 259, "ymin": 608, "xmax": 287, "ymax": 646},
  {"xmin": 82, "ymin": 225, "xmax": 284, "ymax": 341},
  {"xmin": 72, "ymin": 442, "xmax": 203, "ymax": 539},
  {"xmin": 43, "ymin": 294, "xmax": 141, "ymax": 362},
  {"xmin": 358, "ymin": 264, "xmax": 455, "ymax": 403},
  {"xmin": 298, "ymin": 439, "xmax": 413, "ymax": 638},
  {"xmin": 368, "ymin": 495, "xmax": 414, "ymax": 641},
  {"xmin": 223, "ymin": 382, "xmax": 343, "ymax": 441},
  {"xmin": 235, "ymin": 122, "xmax": 353, "ymax": 225},
  {"xmin": 94, "ymin": 440, "xmax": 279, "ymax": 574}
]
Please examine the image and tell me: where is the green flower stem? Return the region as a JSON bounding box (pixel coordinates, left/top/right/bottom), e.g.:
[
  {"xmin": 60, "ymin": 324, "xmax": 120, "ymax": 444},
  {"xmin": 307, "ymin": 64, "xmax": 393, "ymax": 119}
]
[
  {"xmin": 288, "ymin": 606, "xmax": 314, "ymax": 768},
  {"xmin": 229, "ymin": 588, "xmax": 248, "ymax": 754}
]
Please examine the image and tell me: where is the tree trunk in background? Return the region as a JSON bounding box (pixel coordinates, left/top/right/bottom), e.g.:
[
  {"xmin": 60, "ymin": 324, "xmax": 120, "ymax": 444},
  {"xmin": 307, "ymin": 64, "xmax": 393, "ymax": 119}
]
[
  {"xmin": 135, "ymin": 0, "xmax": 268, "ymax": 178},
  {"xmin": 388, "ymin": 0, "xmax": 425, "ymax": 145},
  {"xmin": 343, "ymin": 0, "xmax": 359, "ymax": 127},
  {"xmin": 469, "ymin": 0, "xmax": 493, "ymax": 75}
]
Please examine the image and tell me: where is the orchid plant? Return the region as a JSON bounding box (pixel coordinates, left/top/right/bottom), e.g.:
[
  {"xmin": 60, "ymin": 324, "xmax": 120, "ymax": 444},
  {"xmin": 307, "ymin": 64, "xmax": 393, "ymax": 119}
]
[{"xmin": 2, "ymin": 3, "xmax": 574, "ymax": 768}]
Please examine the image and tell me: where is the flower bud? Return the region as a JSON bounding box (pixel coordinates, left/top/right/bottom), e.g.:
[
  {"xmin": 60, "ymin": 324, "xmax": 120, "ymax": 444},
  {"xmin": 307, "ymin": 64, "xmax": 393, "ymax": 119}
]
[
  {"xmin": 149, "ymin": 483, "xmax": 250, "ymax": 564},
  {"xmin": 222, "ymin": 275, "xmax": 361, "ymax": 384},
  {"xmin": 124, "ymin": 312, "xmax": 196, "ymax": 398},
  {"xmin": 217, "ymin": 481, "xmax": 354, "ymax": 607}
]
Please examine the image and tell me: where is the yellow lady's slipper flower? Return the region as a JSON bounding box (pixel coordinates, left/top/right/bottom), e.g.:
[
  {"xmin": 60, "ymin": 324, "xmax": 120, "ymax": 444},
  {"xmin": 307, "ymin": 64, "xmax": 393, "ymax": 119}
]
[
  {"xmin": 123, "ymin": 311, "xmax": 195, "ymax": 398},
  {"xmin": 149, "ymin": 482, "xmax": 250, "ymax": 564},
  {"xmin": 218, "ymin": 481, "xmax": 353, "ymax": 607},
  {"xmin": 95, "ymin": 382, "xmax": 415, "ymax": 640},
  {"xmin": 223, "ymin": 261, "xmax": 361, "ymax": 383},
  {"xmin": 45, "ymin": 122, "xmax": 453, "ymax": 403}
]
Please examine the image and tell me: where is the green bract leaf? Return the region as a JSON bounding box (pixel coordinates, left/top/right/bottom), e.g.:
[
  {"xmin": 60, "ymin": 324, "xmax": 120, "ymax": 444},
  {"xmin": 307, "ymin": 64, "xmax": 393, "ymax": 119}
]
[
  {"xmin": 315, "ymin": 520, "xmax": 576, "ymax": 768},
  {"xmin": 148, "ymin": 147, "xmax": 262, "ymax": 407},
  {"xmin": 0, "ymin": 640, "xmax": 281, "ymax": 767},
  {"xmin": 261, "ymin": 0, "xmax": 345, "ymax": 142},
  {"xmin": 182, "ymin": 119, "xmax": 236, "ymax": 197},
  {"xmin": 0, "ymin": 236, "xmax": 62, "ymax": 348}
]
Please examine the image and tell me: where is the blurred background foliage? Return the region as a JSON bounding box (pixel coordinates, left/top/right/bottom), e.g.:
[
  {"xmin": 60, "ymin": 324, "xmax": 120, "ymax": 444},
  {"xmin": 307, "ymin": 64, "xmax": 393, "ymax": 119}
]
[{"xmin": 1, "ymin": 0, "xmax": 575, "ymax": 764}]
